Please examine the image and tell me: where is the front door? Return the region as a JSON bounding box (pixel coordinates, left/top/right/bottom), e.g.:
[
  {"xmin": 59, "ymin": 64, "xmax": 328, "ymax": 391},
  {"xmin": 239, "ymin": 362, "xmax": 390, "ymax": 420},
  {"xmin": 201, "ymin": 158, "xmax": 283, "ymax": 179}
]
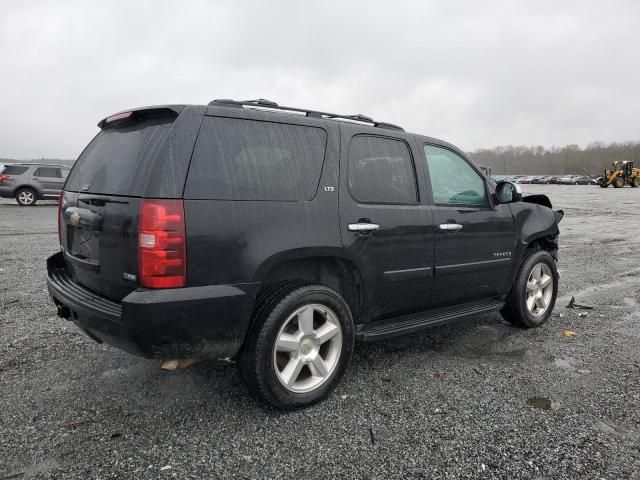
[
  {"xmin": 422, "ymin": 144, "xmax": 516, "ymax": 308},
  {"xmin": 339, "ymin": 131, "xmax": 434, "ymax": 321}
]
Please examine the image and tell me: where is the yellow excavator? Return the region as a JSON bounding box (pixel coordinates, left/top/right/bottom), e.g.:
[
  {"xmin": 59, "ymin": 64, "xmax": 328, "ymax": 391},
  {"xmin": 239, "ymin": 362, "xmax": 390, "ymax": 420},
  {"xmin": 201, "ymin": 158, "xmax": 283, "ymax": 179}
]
[{"xmin": 599, "ymin": 160, "xmax": 640, "ymax": 188}]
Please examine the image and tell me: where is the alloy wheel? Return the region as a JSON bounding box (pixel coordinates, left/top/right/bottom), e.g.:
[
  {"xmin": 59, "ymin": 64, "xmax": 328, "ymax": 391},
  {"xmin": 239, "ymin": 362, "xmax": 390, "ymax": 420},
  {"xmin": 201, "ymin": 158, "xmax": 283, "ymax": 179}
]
[
  {"xmin": 526, "ymin": 263, "xmax": 553, "ymax": 317},
  {"xmin": 273, "ymin": 304, "xmax": 343, "ymax": 393},
  {"xmin": 18, "ymin": 190, "xmax": 35, "ymax": 205}
]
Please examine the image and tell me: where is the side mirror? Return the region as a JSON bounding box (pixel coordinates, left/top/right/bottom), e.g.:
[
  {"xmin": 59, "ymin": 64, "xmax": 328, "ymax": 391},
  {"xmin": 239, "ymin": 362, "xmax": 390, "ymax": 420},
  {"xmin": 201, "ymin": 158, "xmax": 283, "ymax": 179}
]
[{"xmin": 495, "ymin": 181, "xmax": 522, "ymax": 204}]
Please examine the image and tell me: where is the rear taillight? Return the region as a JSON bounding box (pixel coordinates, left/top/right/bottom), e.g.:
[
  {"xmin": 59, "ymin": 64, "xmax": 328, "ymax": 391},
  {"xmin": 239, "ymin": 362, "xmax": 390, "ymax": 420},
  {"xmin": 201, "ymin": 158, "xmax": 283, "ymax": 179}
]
[
  {"xmin": 0, "ymin": 175, "xmax": 9, "ymax": 183},
  {"xmin": 138, "ymin": 199, "xmax": 186, "ymax": 289}
]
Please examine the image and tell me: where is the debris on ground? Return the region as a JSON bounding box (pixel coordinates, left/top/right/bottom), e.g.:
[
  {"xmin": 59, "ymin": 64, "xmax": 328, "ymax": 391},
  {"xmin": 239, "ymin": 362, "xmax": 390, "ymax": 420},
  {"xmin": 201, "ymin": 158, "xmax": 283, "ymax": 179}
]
[
  {"xmin": 527, "ymin": 397, "xmax": 553, "ymax": 410},
  {"xmin": 566, "ymin": 296, "xmax": 594, "ymax": 310},
  {"xmin": 563, "ymin": 329, "xmax": 577, "ymax": 337},
  {"xmin": 578, "ymin": 312, "xmax": 588, "ymax": 318},
  {"xmin": 160, "ymin": 360, "xmax": 179, "ymax": 371},
  {"xmin": 160, "ymin": 359, "xmax": 199, "ymax": 371}
]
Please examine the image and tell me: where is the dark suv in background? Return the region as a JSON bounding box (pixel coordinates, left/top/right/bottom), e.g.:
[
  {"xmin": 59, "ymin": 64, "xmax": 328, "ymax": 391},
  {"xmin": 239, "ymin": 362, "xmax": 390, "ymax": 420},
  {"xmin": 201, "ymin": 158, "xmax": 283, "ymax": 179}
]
[
  {"xmin": 47, "ymin": 99, "xmax": 563, "ymax": 409},
  {"xmin": 0, "ymin": 163, "xmax": 70, "ymax": 205}
]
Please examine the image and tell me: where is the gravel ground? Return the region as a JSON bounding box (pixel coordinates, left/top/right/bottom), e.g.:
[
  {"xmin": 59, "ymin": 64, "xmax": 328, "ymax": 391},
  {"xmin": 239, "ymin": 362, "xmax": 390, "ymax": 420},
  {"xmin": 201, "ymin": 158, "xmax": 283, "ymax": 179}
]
[{"xmin": 1, "ymin": 186, "xmax": 639, "ymax": 479}]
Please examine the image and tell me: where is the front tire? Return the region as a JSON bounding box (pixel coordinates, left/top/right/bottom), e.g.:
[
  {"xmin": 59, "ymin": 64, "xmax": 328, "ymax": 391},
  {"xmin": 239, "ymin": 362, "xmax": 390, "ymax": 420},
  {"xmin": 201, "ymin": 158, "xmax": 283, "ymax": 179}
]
[
  {"xmin": 613, "ymin": 177, "xmax": 625, "ymax": 188},
  {"xmin": 501, "ymin": 250, "xmax": 558, "ymax": 328},
  {"xmin": 239, "ymin": 284, "xmax": 354, "ymax": 409},
  {"xmin": 16, "ymin": 188, "xmax": 37, "ymax": 206}
]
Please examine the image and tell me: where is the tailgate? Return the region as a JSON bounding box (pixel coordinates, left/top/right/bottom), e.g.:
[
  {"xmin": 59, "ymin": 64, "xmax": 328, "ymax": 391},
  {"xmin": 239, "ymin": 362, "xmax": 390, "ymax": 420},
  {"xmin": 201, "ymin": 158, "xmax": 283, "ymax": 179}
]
[{"xmin": 61, "ymin": 191, "xmax": 141, "ymax": 301}]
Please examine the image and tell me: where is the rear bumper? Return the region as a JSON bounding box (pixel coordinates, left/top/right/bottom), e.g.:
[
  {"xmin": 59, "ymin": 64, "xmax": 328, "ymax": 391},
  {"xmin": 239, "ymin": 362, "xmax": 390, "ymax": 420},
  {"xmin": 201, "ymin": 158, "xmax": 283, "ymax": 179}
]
[
  {"xmin": 0, "ymin": 186, "xmax": 15, "ymax": 198},
  {"xmin": 47, "ymin": 252, "xmax": 258, "ymax": 359}
]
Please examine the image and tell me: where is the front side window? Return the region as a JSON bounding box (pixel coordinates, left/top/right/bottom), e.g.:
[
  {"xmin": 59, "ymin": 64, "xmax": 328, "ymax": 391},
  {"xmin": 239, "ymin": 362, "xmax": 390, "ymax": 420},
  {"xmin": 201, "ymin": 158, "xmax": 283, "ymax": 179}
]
[
  {"xmin": 424, "ymin": 145, "xmax": 487, "ymax": 206},
  {"xmin": 348, "ymin": 136, "xmax": 417, "ymax": 204}
]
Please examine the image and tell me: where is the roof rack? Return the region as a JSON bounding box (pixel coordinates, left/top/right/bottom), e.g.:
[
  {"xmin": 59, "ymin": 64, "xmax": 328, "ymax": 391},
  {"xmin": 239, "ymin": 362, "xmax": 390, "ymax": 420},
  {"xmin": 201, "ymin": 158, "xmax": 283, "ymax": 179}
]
[
  {"xmin": 208, "ymin": 98, "xmax": 404, "ymax": 132},
  {"xmin": 13, "ymin": 162, "xmax": 69, "ymax": 168}
]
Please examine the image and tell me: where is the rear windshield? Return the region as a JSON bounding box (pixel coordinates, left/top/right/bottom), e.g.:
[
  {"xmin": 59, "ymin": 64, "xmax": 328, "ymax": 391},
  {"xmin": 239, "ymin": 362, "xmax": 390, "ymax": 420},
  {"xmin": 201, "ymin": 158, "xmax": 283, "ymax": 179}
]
[
  {"xmin": 65, "ymin": 117, "xmax": 174, "ymax": 196},
  {"xmin": 1, "ymin": 165, "xmax": 29, "ymax": 175},
  {"xmin": 185, "ymin": 117, "xmax": 327, "ymax": 201}
]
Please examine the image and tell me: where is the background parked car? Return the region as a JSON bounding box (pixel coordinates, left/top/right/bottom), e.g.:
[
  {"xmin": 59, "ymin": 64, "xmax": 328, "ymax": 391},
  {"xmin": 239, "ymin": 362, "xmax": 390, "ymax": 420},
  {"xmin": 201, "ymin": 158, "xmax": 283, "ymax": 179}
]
[
  {"xmin": 0, "ymin": 163, "xmax": 70, "ymax": 205},
  {"xmin": 557, "ymin": 175, "xmax": 593, "ymax": 185}
]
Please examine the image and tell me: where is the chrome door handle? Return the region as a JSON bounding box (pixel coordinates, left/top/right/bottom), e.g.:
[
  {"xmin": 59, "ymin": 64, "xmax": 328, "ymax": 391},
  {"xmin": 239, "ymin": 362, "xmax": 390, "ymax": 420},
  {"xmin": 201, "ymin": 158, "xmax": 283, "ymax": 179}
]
[
  {"xmin": 439, "ymin": 223, "xmax": 463, "ymax": 231},
  {"xmin": 348, "ymin": 223, "xmax": 380, "ymax": 232}
]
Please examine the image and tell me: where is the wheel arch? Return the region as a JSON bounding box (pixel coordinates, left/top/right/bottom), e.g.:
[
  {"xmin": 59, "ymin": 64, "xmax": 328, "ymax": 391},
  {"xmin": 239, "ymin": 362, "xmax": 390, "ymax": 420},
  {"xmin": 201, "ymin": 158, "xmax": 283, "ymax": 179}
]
[
  {"xmin": 14, "ymin": 184, "xmax": 42, "ymax": 198},
  {"xmin": 252, "ymin": 248, "xmax": 365, "ymax": 324}
]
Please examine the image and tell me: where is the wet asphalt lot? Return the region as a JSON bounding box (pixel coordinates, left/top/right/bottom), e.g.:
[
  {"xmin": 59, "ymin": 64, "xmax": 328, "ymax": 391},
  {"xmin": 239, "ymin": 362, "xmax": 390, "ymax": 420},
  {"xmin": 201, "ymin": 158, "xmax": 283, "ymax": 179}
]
[{"xmin": 1, "ymin": 185, "xmax": 639, "ymax": 479}]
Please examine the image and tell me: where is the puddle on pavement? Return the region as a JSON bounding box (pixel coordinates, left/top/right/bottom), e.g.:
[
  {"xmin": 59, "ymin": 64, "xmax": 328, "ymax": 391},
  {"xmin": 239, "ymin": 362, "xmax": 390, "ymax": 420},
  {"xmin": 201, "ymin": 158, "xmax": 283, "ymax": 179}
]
[
  {"xmin": 554, "ymin": 357, "xmax": 575, "ymax": 371},
  {"xmin": 527, "ymin": 397, "xmax": 553, "ymax": 410}
]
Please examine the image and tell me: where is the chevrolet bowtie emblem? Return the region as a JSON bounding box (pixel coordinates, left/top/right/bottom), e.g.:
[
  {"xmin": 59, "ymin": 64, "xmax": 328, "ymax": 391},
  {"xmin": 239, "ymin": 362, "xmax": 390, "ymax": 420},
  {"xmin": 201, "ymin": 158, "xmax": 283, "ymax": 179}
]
[{"xmin": 69, "ymin": 211, "xmax": 80, "ymax": 226}]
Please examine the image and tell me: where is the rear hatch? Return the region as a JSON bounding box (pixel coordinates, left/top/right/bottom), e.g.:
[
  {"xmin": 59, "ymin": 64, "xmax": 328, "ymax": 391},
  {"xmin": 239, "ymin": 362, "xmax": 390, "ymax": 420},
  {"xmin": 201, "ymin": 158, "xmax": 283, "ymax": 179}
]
[
  {"xmin": 60, "ymin": 106, "xmax": 201, "ymax": 301},
  {"xmin": 0, "ymin": 164, "xmax": 30, "ymax": 190}
]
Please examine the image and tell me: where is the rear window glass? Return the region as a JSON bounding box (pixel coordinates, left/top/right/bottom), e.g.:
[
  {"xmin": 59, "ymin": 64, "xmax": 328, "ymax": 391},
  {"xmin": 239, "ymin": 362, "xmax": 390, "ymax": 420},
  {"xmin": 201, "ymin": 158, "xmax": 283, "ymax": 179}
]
[
  {"xmin": 65, "ymin": 117, "xmax": 174, "ymax": 196},
  {"xmin": 185, "ymin": 117, "xmax": 327, "ymax": 201},
  {"xmin": 1, "ymin": 165, "xmax": 29, "ymax": 175}
]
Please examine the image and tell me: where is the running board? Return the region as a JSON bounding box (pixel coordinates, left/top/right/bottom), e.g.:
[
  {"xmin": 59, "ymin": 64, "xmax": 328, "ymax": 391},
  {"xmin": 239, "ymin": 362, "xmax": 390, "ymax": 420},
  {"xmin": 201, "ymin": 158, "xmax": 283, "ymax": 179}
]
[{"xmin": 356, "ymin": 299, "xmax": 505, "ymax": 341}]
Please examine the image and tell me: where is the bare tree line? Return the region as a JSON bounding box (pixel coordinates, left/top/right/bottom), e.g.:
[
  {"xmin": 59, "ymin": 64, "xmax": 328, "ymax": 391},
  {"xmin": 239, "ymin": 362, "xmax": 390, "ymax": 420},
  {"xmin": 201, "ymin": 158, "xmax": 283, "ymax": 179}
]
[
  {"xmin": 4, "ymin": 142, "xmax": 640, "ymax": 177},
  {"xmin": 469, "ymin": 141, "xmax": 640, "ymax": 175}
]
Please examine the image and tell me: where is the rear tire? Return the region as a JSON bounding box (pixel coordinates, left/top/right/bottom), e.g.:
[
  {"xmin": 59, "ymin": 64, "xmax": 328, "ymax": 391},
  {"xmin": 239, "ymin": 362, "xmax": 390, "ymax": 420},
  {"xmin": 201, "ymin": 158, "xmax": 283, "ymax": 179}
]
[
  {"xmin": 613, "ymin": 177, "xmax": 624, "ymax": 188},
  {"xmin": 15, "ymin": 188, "xmax": 37, "ymax": 206},
  {"xmin": 632, "ymin": 177, "xmax": 640, "ymax": 188},
  {"xmin": 239, "ymin": 284, "xmax": 354, "ymax": 409},
  {"xmin": 501, "ymin": 250, "xmax": 558, "ymax": 328}
]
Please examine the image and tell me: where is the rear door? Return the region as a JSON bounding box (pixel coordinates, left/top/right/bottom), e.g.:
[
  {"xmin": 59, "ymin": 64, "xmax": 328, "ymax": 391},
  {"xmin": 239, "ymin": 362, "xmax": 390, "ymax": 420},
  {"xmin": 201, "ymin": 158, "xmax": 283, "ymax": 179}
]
[
  {"xmin": 340, "ymin": 130, "xmax": 434, "ymax": 320},
  {"xmin": 33, "ymin": 167, "xmax": 63, "ymax": 197},
  {"xmin": 421, "ymin": 144, "xmax": 516, "ymax": 307}
]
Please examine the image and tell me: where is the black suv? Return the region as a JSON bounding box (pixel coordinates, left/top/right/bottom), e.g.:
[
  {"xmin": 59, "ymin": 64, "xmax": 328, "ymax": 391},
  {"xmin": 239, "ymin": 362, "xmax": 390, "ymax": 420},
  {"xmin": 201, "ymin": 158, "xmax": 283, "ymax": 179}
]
[{"xmin": 47, "ymin": 99, "xmax": 563, "ymax": 408}]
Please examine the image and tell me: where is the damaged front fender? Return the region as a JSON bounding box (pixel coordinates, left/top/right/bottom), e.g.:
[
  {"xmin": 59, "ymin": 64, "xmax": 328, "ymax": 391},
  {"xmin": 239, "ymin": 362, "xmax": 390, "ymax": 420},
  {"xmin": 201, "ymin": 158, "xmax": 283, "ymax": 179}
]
[{"xmin": 505, "ymin": 196, "xmax": 563, "ymax": 290}]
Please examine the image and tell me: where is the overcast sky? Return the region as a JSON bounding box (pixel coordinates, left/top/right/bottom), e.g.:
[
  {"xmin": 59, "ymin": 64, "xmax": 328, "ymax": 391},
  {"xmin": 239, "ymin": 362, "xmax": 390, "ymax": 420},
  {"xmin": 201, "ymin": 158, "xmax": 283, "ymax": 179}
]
[{"xmin": 1, "ymin": 0, "xmax": 638, "ymax": 159}]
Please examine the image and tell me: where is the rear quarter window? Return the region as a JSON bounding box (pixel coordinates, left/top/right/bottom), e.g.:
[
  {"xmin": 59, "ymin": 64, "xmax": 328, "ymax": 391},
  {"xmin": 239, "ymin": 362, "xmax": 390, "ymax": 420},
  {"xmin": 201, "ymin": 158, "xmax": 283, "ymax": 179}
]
[{"xmin": 185, "ymin": 117, "xmax": 327, "ymax": 201}]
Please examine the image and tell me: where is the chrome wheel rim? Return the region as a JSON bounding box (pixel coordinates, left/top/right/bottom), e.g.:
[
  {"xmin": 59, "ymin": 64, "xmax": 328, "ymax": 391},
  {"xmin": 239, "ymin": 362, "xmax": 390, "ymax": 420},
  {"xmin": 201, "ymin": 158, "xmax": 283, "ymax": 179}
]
[
  {"xmin": 526, "ymin": 263, "xmax": 553, "ymax": 317},
  {"xmin": 19, "ymin": 191, "xmax": 34, "ymax": 205},
  {"xmin": 273, "ymin": 304, "xmax": 343, "ymax": 393}
]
